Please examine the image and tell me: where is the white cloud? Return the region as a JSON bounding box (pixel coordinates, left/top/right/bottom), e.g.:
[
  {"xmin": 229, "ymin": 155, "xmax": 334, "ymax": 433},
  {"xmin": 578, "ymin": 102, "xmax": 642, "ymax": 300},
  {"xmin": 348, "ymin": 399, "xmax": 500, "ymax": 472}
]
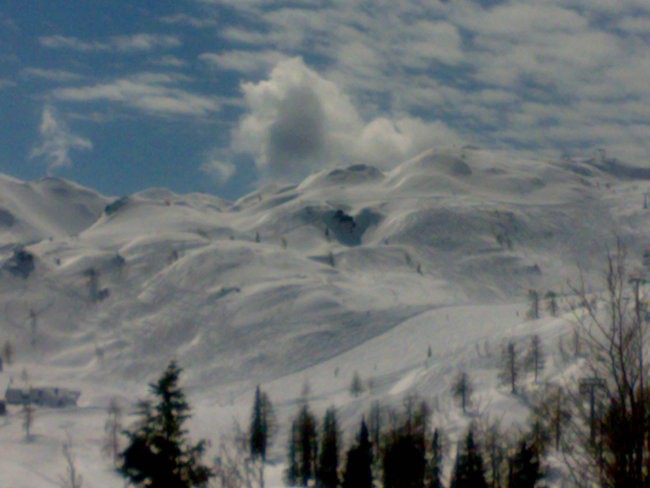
[
  {"xmin": 200, "ymin": 50, "xmax": 289, "ymax": 74},
  {"xmin": 232, "ymin": 57, "xmax": 462, "ymax": 180},
  {"xmin": 22, "ymin": 68, "xmax": 83, "ymax": 82},
  {"xmin": 200, "ymin": 158, "xmax": 236, "ymax": 185},
  {"xmin": 39, "ymin": 34, "xmax": 181, "ymax": 53},
  {"xmin": 200, "ymin": 0, "xmax": 650, "ymax": 166},
  {"xmin": 150, "ymin": 55, "xmax": 188, "ymax": 68},
  {"xmin": 0, "ymin": 79, "xmax": 15, "ymax": 89},
  {"xmin": 160, "ymin": 13, "xmax": 218, "ymax": 28},
  {"xmin": 52, "ymin": 73, "xmax": 220, "ymax": 117},
  {"xmin": 30, "ymin": 105, "xmax": 92, "ymax": 170}
]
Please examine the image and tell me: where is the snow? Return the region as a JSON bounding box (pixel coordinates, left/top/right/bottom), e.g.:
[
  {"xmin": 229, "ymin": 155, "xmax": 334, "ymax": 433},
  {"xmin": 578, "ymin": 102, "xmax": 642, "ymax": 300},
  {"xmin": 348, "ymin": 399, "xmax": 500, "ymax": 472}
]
[{"xmin": 0, "ymin": 147, "xmax": 648, "ymax": 486}]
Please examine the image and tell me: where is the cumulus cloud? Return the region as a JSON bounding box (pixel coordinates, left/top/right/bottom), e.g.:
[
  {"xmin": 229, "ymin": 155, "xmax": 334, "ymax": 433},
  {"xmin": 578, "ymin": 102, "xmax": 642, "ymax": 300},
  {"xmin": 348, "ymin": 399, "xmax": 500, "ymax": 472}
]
[
  {"xmin": 232, "ymin": 57, "xmax": 462, "ymax": 181},
  {"xmin": 39, "ymin": 34, "xmax": 181, "ymax": 53},
  {"xmin": 52, "ymin": 73, "xmax": 220, "ymax": 117},
  {"xmin": 199, "ymin": 0, "xmax": 650, "ymax": 168},
  {"xmin": 30, "ymin": 105, "xmax": 92, "ymax": 170}
]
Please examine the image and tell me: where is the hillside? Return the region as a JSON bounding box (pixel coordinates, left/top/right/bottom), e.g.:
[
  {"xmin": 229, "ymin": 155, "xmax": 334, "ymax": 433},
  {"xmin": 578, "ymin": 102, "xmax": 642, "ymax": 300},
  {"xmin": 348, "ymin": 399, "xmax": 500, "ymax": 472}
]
[{"xmin": 0, "ymin": 147, "xmax": 648, "ymax": 486}]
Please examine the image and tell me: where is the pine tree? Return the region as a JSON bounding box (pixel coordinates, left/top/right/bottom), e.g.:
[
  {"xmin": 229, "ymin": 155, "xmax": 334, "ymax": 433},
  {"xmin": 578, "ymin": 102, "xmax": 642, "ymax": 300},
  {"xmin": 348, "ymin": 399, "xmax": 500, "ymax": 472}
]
[
  {"xmin": 250, "ymin": 385, "xmax": 275, "ymax": 488},
  {"xmin": 452, "ymin": 371, "xmax": 473, "ymax": 413},
  {"xmin": 119, "ymin": 361, "xmax": 213, "ymax": 487},
  {"xmin": 507, "ymin": 440, "xmax": 543, "ymax": 488},
  {"xmin": 286, "ymin": 420, "xmax": 299, "ymax": 486},
  {"xmin": 350, "ymin": 371, "xmax": 365, "ymax": 397},
  {"xmin": 383, "ymin": 414, "xmax": 426, "ymax": 488},
  {"xmin": 426, "ymin": 428, "xmax": 444, "ymax": 488},
  {"xmin": 294, "ymin": 402, "xmax": 318, "ymax": 486},
  {"xmin": 249, "ymin": 385, "xmax": 275, "ymax": 461},
  {"xmin": 450, "ymin": 427, "xmax": 488, "ymax": 488},
  {"xmin": 316, "ymin": 407, "xmax": 340, "ymax": 488},
  {"xmin": 342, "ymin": 419, "xmax": 373, "ymax": 488}
]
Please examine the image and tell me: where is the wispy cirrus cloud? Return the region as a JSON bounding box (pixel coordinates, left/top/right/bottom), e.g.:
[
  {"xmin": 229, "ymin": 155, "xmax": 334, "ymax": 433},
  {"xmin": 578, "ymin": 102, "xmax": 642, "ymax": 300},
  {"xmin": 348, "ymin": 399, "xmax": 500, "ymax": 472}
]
[
  {"xmin": 30, "ymin": 105, "xmax": 92, "ymax": 170},
  {"xmin": 22, "ymin": 68, "xmax": 83, "ymax": 82},
  {"xmin": 39, "ymin": 34, "xmax": 181, "ymax": 53},
  {"xmin": 199, "ymin": 50, "xmax": 289, "ymax": 74},
  {"xmin": 160, "ymin": 13, "xmax": 218, "ymax": 29},
  {"xmin": 52, "ymin": 73, "xmax": 220, "ymax": 117}
]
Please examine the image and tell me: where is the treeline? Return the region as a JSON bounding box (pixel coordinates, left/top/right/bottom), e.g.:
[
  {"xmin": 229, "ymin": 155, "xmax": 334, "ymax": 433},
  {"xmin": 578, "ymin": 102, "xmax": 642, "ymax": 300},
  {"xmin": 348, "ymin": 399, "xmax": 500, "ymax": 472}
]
[{"xmin": 279, "ymin": 394, "xmax": 544, "ymax": 488}]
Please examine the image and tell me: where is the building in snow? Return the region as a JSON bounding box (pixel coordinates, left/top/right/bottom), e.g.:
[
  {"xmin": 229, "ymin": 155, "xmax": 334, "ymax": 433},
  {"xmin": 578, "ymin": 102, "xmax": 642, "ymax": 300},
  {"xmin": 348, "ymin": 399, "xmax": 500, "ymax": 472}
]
[{"xmin": 5, "ymin": 387, "xmax": 80, "ymax": 407}]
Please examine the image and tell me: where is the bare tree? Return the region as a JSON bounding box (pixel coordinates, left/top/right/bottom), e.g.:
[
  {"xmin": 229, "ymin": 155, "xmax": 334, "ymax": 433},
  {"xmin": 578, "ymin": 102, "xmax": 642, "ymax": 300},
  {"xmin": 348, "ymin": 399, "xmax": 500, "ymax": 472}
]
[
  {"xmin": 545, "ymin": 290, "xmax": 559, "ymax": 317},
  {"xmin": 499, "ymin": 341, "xmax": 520, "ymax": 394},
  {"xmin": 527, "ymin": 290, "xmax": 540, "ymax": 320},
  {"xmin": 22, "ymin": 402, "xmax": 34, "ymax": 441},
  {"xmin": 214, "ymin": 422, "xmax": 262, "ymax": 488},
  {"xmin": 561, "ymin": 239, "xmax": 650, "ymax": 486},
  {"xmin": 3, "ymin": 340, "xmax": 14, "ymax": 366},
  {"xmin": 102, "ymin": 398, "xmax": 123, "ymax": 467},
  {"xmin": 524, "ymin": 335, "xmax": 546, "ymax": 383},
  {"xmin": 59, "ymin": 432, "xmax": 83, "ymax": 488}
]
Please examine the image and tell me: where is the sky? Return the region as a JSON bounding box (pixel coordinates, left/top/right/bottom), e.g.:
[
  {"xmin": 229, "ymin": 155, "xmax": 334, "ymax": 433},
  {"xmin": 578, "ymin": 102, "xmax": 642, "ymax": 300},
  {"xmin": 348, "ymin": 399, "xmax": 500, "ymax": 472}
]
[{"xmin": 1, "ymin": 0, "xmax": 649, "ymax": 200}]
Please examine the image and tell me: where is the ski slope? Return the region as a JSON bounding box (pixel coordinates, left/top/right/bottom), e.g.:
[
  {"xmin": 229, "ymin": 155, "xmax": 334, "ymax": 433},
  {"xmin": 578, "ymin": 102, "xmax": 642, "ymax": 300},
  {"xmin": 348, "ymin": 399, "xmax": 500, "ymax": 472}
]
[{"xmin": 0, "ymin": 147, "xmax": 647, "ymax": 486}]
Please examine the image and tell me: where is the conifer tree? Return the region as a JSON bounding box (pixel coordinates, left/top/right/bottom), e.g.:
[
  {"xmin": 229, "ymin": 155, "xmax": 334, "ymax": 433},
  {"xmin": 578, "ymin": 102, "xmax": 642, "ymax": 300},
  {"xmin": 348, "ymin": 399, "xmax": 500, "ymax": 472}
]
[
  {"xmin": 342, "ymin": 419, "xmax": 373, "ymax": 488},
  {"xmin": 119, "ymin": 361, "xmax": 213, "ymax": 488},
  {"xmin": 249, "ymin": 385, "xmax": 275, "ymax": 463},
  {"xmin": 294, "ymin": 402, "xmax": 318, "ymax": 486},
  {"xmin": 286, "ymin": 420, "xmax": 299, "ymax": 486},
  {"xmin": 507, "ymin": 440, "xmax": 543, "ymax": 488},
  {"xmin": 426, "ymin": 428, "xmax": 444, "ymax": 488},
  {"xmin": 350, "ymin": 371, "xmax": 364, "ymax": 397},
  {"xmin": 317, "ymin": 407, "xmax": 340, "ymax": 488},
  {"xmin": 383, "ymin": 419, "xmax": 426, "ymax": 488},
  {"xmin": 450, "ymin": 427, "xmax": 488, "ymax": 488},
  {"xmin": 452, "ymin": 371, "xmax": 473, "ymax": 413},
  {"xmin": 249, "ymin": 385, "xmax": 275, "ymax": 488}
]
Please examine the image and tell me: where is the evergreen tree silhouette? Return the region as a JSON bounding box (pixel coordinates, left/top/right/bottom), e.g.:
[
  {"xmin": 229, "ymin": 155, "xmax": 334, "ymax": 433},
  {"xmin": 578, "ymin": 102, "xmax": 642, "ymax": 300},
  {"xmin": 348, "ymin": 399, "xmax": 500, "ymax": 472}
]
[
  {"xmin": 119, "ymin": 361, "xmax": 213, "ymax": 488},
  {"xmin": 450, "ymin": 427, "xmax": 488, "ymax": 488},
  {"xmin": 316, "ymin": 407, "xmax": 340, "ymax": 488},
  {"xmin": 508, "ymin": 440, "xmax": 543, "ymax": 488},
  {"xmin": 343, "ymin": 419, "xmax": 373, "ymax": 488}
]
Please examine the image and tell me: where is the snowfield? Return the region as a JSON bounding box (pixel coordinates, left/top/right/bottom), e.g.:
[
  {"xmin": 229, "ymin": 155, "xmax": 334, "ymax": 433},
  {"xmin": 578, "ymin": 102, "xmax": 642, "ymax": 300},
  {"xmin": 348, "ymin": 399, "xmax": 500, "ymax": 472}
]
[{"xmin": 0, "ymin": 147, "xmax": 648, "ymax": 486}]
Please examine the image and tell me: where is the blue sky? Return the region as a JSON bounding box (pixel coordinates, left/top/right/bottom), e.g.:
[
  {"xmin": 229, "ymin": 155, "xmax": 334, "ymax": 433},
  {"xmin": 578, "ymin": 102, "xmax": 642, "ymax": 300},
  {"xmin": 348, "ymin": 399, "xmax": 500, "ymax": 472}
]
[{"xmin": 1, "ymin": 1, "xmax": 649, "ymax": 199}]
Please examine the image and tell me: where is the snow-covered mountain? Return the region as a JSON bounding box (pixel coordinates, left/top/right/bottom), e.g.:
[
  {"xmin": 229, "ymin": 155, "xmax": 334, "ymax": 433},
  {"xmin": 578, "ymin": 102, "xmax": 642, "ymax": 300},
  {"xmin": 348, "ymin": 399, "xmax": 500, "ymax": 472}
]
[{"xmin": 0, "ymin": 147, "xmax": 648, "ymax": 486}]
